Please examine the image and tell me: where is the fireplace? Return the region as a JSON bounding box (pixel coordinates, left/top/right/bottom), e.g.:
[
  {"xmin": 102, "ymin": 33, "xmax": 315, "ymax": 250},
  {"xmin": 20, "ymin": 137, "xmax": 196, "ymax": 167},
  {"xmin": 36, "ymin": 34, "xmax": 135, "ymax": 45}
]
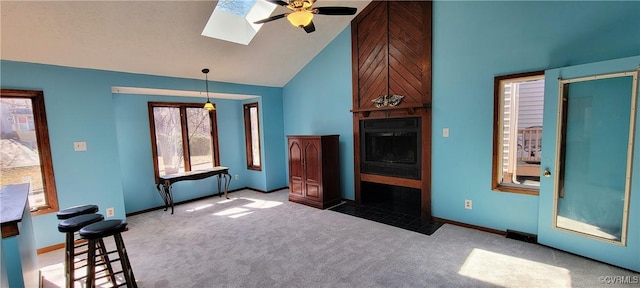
[{"xmin": 360, "ymin": 117, "xmax": 421, "ymax": 179}]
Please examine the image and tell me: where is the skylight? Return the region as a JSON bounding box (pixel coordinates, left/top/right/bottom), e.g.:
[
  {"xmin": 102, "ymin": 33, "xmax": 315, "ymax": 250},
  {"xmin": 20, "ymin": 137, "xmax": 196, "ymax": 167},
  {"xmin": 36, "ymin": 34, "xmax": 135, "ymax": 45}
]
[
  {"xmin": 217, "ymin": 0, "xmax": 255, "ymax": 17},
  {"xmin": 201, "ymin": 0, "xmax": 277, "ymax": 45}
]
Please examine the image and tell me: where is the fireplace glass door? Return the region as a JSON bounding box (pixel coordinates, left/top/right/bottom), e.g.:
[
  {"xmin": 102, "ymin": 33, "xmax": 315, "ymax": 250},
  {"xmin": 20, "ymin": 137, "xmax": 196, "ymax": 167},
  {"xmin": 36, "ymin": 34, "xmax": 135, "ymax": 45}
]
[{"xmin": 365, "ymin": 131, "xmax": 418, "ymax": 164}]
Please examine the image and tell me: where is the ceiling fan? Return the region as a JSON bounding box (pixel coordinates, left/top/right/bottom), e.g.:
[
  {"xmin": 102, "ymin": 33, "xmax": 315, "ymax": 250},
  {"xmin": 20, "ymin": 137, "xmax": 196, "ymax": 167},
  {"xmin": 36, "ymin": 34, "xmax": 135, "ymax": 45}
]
[{"xmin": 254, "ymin": 0, "xmax": 357, "ymax": 33}]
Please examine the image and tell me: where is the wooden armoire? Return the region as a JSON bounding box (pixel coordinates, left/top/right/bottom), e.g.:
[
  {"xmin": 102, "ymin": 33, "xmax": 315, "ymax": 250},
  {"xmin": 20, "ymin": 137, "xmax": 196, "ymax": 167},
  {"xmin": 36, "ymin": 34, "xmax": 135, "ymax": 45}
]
[{"xmin": 287, "ymin": 135, "xmax": 341, "ymax": 209}]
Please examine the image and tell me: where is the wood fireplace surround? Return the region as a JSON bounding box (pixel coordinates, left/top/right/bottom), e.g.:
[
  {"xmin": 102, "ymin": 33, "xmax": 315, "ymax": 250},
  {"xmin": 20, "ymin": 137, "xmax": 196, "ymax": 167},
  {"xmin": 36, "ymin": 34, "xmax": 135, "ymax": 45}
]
[{"xmin": 351, "ymin": 1, "xmax": 433, "ymax": 220}]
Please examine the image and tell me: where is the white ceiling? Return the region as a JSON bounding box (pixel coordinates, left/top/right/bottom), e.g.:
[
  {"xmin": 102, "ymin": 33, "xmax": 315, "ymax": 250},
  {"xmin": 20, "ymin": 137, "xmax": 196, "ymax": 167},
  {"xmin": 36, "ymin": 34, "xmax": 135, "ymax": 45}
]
[{"xmin": 0, "ymin": 0, "xmax": 371, "ymax": 87}]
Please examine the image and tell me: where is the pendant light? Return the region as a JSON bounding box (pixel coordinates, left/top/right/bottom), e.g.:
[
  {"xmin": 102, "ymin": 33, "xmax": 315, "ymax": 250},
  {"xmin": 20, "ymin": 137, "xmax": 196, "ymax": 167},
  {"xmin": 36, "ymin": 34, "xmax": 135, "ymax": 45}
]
[{"xmin": 202, "ymin": 68, "xmax": 214, "ymax": 111}]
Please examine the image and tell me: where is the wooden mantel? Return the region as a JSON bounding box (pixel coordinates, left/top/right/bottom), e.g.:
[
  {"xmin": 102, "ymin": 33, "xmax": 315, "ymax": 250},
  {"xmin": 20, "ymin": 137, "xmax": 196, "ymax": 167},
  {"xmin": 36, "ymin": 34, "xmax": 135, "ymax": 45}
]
[{"xmin": 350, "ymin": 103, "xmax": 431, "ymax": 118}]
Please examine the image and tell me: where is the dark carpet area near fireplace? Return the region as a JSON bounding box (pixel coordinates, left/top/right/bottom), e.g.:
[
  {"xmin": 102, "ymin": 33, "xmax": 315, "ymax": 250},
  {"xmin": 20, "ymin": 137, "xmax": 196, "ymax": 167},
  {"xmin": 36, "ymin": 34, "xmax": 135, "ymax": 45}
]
[{"xmin": 329, "ymin": 202, "xmax": 444, "ymax": 236}]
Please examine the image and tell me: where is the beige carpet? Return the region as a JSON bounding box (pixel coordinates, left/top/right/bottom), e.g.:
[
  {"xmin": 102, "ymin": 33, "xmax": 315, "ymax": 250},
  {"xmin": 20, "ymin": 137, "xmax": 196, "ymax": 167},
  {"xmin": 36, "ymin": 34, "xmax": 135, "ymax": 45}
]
[{"xmin": 39, "ymin": 189, "xmax": 639, "ymax": 287}]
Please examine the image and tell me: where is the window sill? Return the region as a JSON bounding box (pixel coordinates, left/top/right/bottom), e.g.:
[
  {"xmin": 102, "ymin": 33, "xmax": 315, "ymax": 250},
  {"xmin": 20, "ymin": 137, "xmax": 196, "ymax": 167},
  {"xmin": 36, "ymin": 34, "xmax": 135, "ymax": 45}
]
[
  {"xmin": 492, "ymin": 185, "xmax": 539, "ymax": 196},
  {"xmin": 30, "ymin": 206, "xmax": 58, "ymax": 216}
]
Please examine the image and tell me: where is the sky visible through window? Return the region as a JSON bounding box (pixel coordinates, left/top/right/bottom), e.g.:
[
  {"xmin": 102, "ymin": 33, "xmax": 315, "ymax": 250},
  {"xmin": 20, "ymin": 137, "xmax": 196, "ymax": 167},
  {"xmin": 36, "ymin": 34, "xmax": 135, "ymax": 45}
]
[
  {"xmin": 217, "ymin": 0, "xmax": 256, "ymax": 17},
  {"xmin": 202, "ymin": 0, "xmax": 275, "ymax": 45}
]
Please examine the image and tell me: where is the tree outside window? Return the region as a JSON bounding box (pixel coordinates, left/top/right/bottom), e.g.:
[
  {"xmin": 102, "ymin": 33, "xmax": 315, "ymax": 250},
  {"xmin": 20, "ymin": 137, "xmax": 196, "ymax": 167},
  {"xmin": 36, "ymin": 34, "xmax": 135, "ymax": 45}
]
[
  {"xmin": 243, "ymin": 102, "xmax": 261, "ymax": 170},
  {"xmin": 148, "ymin": 102, "xmax": 219, "ymax": 182},
  {"xmin": 1, "ymin": 89, "xmax": 58, "ymax": 214}
]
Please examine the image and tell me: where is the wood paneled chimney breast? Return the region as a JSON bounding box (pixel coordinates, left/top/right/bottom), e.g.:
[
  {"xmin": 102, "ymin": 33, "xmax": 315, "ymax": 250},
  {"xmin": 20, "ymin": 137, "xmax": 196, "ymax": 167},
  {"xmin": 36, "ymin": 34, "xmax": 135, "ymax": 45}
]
[{"xmin": 351, "ymin": 1, "xmax": 433, "ymax": 220}]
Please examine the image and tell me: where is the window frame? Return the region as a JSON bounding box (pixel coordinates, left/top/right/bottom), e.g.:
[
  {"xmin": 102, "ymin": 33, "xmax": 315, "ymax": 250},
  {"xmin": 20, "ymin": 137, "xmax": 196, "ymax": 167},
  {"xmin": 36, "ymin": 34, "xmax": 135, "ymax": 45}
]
[
  {"xmin": 243, "ymin": 102, "xmax": 262, "ymax": 171},
  {"xmin": 1, "ymin": 89, "xmax": 59, "ymax": 215},
  {"xmin": 491, "ymin": 71, "xmax": 544, "ymax": 195},
  {"xmin": 148, "ymin": 102, "xmax": 220, "ymax": 183}
]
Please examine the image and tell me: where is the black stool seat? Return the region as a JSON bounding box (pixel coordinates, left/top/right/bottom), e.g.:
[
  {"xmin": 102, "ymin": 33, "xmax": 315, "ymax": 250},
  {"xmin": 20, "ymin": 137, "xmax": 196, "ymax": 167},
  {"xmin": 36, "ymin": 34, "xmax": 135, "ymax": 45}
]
[
  {"xmin": 57, "ymin": 204, "xmax": 99, "ymax": 220},
  {"xmin": 58, "ymin": 214, "xmax": 104, "ymax": 233},
  {"xmin": 80, "ymin": 219, "xmax": 127, "ymax": 240}
]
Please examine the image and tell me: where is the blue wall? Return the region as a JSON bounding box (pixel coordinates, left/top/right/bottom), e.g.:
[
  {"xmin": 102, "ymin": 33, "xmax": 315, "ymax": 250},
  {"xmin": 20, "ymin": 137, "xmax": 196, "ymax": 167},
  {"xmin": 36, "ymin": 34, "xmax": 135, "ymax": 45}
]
[
  {"xmin": 283, "ymin": 1, "xmax": 640, "ymax": 235},
  {"xmin": 2, "ymin": 0, "xmax": 640, "ymax": 272},
  {"xmin": 280, "ymin": 0, "xmax": 639, "ymax": 270},
  {"xmin": 430, "ymin": 1, "xmax": 640, "ymax": 234},
  {"xmin": 283, "ymin": 27, "xmax": 356, "ymax": 199},
  {"xmin": 1, "ymin": 61, "xmax": 287, "ymax": 248},
  {"xmin": 113, "ymin": 95, "xmax": 248, "ymax": 213}
]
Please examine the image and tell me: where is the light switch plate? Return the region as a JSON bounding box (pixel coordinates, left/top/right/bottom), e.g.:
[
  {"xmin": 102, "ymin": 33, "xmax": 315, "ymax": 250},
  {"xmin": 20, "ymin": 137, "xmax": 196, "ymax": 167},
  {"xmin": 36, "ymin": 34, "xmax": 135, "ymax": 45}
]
[
  {"xmin": 73, "ymin": 141, "xmax": 87, "ymax": 151},
  {"xmin": 443, "ymin": 128, "xmax": 450, "ymax": 138}
]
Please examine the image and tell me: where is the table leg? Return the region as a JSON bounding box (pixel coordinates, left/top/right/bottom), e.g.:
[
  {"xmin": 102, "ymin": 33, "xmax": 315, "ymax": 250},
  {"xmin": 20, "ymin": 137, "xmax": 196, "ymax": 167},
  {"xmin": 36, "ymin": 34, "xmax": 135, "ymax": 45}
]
[
  {"xmin": 217, "ymin": 174, "xmax": 222, "ymax": 198},
  {"xmin": 223, "ymin": 173, "xmax": 231, "ymax": 199},
  {"xmin": 155, "ymin": 183, "xmax": 170, "ymax": 212},
  {"xmin": 165, "ymin": 180, "xmax": 174, "ymax": 214}
]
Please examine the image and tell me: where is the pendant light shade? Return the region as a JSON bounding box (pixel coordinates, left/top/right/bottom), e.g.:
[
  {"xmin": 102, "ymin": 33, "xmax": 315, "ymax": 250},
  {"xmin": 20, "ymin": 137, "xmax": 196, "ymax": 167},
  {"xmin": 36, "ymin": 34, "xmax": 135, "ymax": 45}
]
[
  {"xmin": 202, "ymin": 68, "xmax": 215, "ymax": 111},
  {"xmin": 287, "ymin": 11, "xmax": 313, "ymax": 27}
]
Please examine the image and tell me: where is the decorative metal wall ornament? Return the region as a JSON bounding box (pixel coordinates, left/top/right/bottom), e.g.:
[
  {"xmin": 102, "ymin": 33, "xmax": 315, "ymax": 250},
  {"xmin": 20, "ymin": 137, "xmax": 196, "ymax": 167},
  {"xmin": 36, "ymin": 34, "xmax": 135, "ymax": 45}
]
[{"xmin": 372, "ymin": 94, "xmax": 404, "ymax": 108}]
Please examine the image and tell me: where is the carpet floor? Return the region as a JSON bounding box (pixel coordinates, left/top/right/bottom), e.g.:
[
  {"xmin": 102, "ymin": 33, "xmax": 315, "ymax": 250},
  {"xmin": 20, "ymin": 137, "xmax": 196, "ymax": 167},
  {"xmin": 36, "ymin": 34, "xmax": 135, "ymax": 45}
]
[{"xmin": 39, "ymin": 189, "xmax": 639, "ymax": 287}]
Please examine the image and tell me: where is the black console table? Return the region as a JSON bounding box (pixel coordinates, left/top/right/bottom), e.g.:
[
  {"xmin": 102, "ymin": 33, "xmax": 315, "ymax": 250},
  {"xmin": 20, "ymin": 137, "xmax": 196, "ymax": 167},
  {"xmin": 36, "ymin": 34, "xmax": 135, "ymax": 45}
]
[{"xmin": 155, "ymin": 167, "xmax": 231, "ymax": 214}]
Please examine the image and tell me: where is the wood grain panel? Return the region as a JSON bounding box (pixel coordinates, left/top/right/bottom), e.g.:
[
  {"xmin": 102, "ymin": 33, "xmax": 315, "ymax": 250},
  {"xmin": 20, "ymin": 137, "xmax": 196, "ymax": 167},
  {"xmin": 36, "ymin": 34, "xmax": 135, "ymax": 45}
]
[
  {"xmin": 360, "ymin": 173, "xmax": 422, "ymax": 189},
  {"xmin": 351, "ymin": 1, "xmax": 433, "ymax": 219},
  {"xmin": 356, "ymin": 2, "xmax": 388, "ymax": 109},
  {"xmin": 288, "ymin": 139, "xmax": 303, "ymax": 196},
  {"xmin": 304, "ymin": 140, "xmax": 320, "ymax": 183},
  {"xmin": 388, "ymin": 1, "xmax": 426, "ymax": 103},
  {"xmin": 287, "ymin": 135, "xmax": 340, "ymax": 209}
]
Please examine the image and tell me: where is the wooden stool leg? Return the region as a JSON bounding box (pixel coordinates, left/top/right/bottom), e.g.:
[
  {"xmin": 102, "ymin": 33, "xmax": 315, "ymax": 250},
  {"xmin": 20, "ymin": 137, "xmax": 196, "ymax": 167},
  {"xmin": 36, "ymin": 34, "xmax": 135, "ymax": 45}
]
[
  {"xmin": 114, "ymin": 233, "xmax": 137, "ymax": 288},
  {"xmin": 64, "ymin": 232, "xmax": 75, "ymax": 288},
  {"xmin": 85, "ymin": 239, "xmax": 97, "ymax": 288},
  {"xmin": 97, "ymin": 239, "xmax": 118, "ymax": 286}
]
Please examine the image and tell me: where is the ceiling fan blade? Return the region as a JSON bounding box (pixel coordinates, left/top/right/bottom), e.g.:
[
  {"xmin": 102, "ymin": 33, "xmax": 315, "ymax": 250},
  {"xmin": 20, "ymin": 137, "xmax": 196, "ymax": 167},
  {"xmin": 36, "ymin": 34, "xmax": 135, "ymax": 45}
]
[
  {"xmin": 253, "ymin": 13, "xmax": 287, "ymax": 24},
  {"xmin": 303, "ymin": 21, "xmax": 316, "ymax": 33},
  {"xmin": 266, "ymin": 0, "xmax": 289, "ymax": 7},
  {"xmin": 314, "ymin": 6, "xmax": 357, "ymax": 15}
]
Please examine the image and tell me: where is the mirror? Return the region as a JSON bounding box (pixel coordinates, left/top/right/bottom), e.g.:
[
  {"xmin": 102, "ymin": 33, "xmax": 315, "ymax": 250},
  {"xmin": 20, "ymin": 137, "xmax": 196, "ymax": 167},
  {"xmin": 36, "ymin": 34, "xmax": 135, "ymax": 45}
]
[{"xmin": 554, "ymin": 71, "xmax": 638, "ymax": 244}]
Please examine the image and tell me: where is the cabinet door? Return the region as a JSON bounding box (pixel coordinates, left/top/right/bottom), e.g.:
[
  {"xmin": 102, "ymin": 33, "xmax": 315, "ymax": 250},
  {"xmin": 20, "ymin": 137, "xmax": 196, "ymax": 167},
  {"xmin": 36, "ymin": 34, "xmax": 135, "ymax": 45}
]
[
  {"xmin": 288, "ymin": 139, "xmax": 304, "ymax": 196},
  {"xmin": 303, "ymin": 139, "xmax": 321, "ymax": 200}
]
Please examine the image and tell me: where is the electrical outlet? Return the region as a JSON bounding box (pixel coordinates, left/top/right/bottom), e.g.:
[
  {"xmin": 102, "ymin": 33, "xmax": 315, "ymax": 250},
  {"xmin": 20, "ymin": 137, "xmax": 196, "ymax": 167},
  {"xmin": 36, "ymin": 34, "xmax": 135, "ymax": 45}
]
[
  {"xmin": 464, "ymin": 199, "xmax": 472, "ymax": 210},
  {"xmin": 106, "ymin": 207, "xmax": 115, "ymax": 217},
  {"xmin": 443, "ymin": 128, "xmax": 450, "ymax": 138},
  {"xmin": 235, "ymin": 174, "xmax": 239, "ymax": 180}
]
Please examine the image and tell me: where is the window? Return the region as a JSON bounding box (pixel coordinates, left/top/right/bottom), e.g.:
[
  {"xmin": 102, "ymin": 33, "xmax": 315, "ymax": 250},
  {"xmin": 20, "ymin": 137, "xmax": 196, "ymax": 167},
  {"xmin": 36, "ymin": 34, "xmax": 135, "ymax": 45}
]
[
  {"xmin": 243, "ymin": 102, "xmax": 261, "ymax": 170},
  {"xmin": 492, "ymin": 71, "xmax": 545, "ymax": 195},
  {"xmin": 0, "ymin": 89, "xmax": 59, "ymax": 214},
  {"xmin": 148, "ymin": 102, "xmax": 220, "ymax": 182}
]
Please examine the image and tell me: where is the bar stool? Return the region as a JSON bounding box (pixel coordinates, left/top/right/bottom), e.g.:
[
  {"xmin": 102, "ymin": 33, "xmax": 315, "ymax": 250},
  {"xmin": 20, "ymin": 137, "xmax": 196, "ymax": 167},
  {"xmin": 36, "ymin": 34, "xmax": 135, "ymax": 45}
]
[
  {"xmin": 58, "ymin": 213, "xmax": 117, "ymax": 288},
  {"xmin": 80, "ymin": 219, "xmax": 137, "ymax": 288},
  {"xmin": 57, "ymin": 204, "xmax": 102, "ymax": 288},
  {"xmin": 57, "ymin": 204, "xmax": 99, "ymax": 220}
]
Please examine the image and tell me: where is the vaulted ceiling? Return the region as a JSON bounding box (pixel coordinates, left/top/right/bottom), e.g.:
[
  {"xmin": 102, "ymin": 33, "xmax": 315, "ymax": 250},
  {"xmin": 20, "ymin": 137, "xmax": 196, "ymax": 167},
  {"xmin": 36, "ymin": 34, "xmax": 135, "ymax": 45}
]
[{"xmin": 0, "ymin": 0, "xmax": 371, "ymax": 87}]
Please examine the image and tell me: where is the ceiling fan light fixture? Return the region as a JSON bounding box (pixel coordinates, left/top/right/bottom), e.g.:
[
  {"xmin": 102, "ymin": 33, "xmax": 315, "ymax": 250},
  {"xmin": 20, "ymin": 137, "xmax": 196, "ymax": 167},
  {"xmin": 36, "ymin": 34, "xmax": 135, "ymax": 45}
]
[
  {"xmin": 202, "ymin": 68, "xmax": 215, "ymax": 111},
  {"xmin": 287, "ymin": 11, "xmax": 313, "ymax": 27}
]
